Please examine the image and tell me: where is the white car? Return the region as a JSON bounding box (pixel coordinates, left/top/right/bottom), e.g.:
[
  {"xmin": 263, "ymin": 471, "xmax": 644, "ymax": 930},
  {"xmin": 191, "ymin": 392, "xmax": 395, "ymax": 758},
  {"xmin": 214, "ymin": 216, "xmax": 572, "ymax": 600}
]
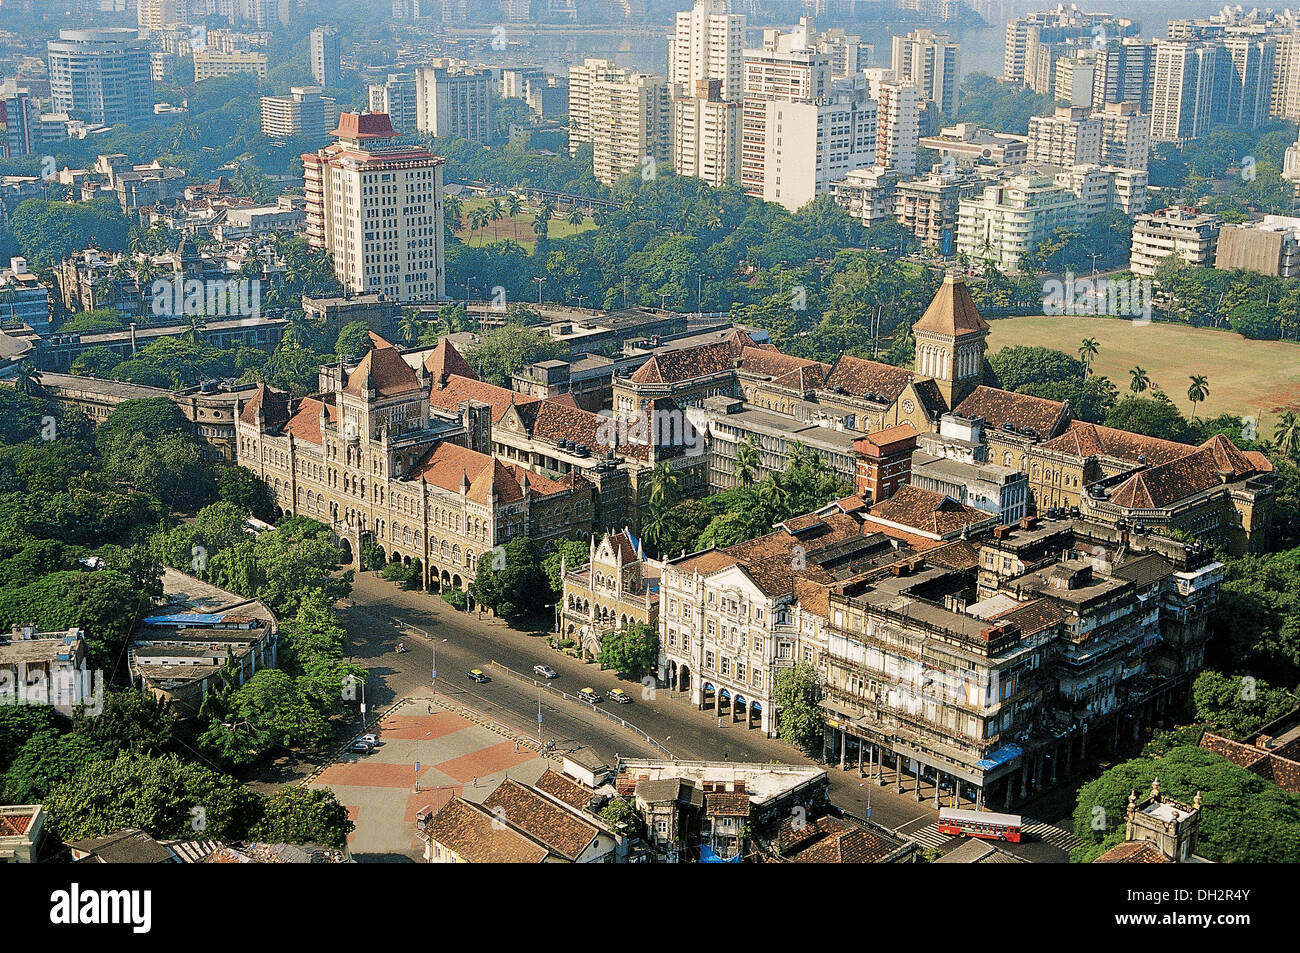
[
  {"xmin": 358, "ymin": 733, "xmax": 379, "ymax": 747},
  {"xmin": 533, "ymin": 664, "xmax": 558, "ymax": 679}
]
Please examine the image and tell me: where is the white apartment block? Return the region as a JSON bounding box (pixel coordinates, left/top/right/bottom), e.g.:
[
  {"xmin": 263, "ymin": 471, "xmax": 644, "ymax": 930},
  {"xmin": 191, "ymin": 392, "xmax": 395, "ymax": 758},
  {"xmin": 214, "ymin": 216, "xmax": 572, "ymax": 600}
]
[
  {"xmin": 302, "ymin": 112, "xmax": 445, "ymax": 302},
  {"xmin": 672, "ymin": 79, "xmax": 740, "ymax": 189},
  {"xmin": 891, "ymin": 29, "xmax": 960, "ymax": 116},
  {"xmin": 668, "ymin": 0, "xmax": 745, "ymax": 103},
  {"xmin": 831, "ymin": 165, "xmax": 900, "ymax": 226},
  {"xmin": 1053, "ymin": 55, "xmax": 1094, "ymax": 108},
  {"xmin": 368, "ymin": 73, "xmax": 418, "ymax": 134},
  {"xmin": 866, "ymin": 73, "xmax": 921, "ymax": 178},
  {"xmin": 1095, "ymin": 100, "xmax": 1150, "ymax": 171},
  {"xmin": 956, "ymin": 174, "xmax": 1080, "ymax": 272},
  {"xmin": 415, "ymin": 65, "xmax": 492, "ymax": 143},
  {"xmin": 193, "ymin": 49, "xmax": 267, "ymax": 81},
  {"xmin": 260, "ymin": 85, "xmax": 336, "ymax": 140},
  {"xmin": 1150, "ymin": 41, "xmax": 1221, "ymax": 143},
  {"xmin": 310, "ymin": 25, "xmax": 340, "ymax": 88},
  {"xmin": 568, "ymin": 61, "xmax": 670, "ymax": 186},
  {"xmin": 47, "ymin": 28, "xmax": 154, "ymax": 127},
  {"xmin": 1026, "ymin": 106, "xmax": 1101, "ymax": 167},
  {"xmin": 1129, "ymin": 207, "xmax": 1221, "ymax": 276},
  {"xmin": 137, "ymin": 0, "xmax": 190, "ymax": 30}
]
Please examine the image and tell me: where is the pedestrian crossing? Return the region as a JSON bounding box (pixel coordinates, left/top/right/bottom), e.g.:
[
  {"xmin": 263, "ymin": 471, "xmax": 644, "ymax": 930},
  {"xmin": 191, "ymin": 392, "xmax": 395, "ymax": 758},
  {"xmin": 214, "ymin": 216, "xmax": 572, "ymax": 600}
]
[{"xmin": 899, "ymin": 816, "xmax": 1084, "ymax": 852}]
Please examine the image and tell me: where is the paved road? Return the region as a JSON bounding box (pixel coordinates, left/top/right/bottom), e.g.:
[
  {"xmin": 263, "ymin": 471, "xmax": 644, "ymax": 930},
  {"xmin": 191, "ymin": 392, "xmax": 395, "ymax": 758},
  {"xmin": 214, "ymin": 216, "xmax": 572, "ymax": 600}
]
[{"xmin": 336, "ymin": 572, "xmax": 1076, "ymax": 857}]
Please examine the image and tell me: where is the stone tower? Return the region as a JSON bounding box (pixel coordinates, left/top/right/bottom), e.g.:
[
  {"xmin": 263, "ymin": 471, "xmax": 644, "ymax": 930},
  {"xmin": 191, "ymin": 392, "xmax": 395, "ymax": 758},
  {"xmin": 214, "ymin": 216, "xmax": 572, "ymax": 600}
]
[{"xmin": 912, "ymin": 273, "xmax": 990, "ymax": 410}]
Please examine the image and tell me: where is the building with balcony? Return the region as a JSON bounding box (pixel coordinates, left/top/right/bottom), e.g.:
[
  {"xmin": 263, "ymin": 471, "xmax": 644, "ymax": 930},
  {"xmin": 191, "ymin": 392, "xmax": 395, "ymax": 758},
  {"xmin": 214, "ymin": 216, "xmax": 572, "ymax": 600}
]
[{"xmin": 1129, "ymin": 207, "xmax": 1221, "ymax": 276}]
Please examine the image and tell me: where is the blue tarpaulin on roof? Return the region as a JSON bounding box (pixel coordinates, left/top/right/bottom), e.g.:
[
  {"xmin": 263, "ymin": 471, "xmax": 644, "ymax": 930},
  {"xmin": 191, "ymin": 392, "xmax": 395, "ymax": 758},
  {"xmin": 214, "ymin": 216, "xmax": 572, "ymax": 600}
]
[
  {"xmin": 976, "ymin": 743, "xmax": 1023, "ymax": 770},
  {"xmin": 142, "ymin": 613, "xmax": 226, "ymax": 627},
  {"xmin": 699, "ymin": 845, "xmax": 742, "ymax": 863}
]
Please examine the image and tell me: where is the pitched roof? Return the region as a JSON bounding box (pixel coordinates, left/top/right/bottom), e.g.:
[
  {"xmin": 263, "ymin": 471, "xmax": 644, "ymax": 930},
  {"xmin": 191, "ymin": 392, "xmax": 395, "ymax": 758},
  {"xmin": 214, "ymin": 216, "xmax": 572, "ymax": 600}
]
[
  {"xmin": 481, "ymin": 779, "xmax": 601, "ymax": 862},
  {"xmin": 430, "ymin": 374, "xmax": 537, "ymax": 424},
  {"xmin": 953, "ymin": 385, "xmax": 1067, "ymax": 438},
  {"xmin": 67, "ymin": 829, "xmax": 176, "ymax": 864},
  {"xmin": 739, "ymin": 346, "xmax": 829, "ymax": 388},
  {"xmin": 424, "ymin": 337, "xmax": 479, "ymax": 384},
  {"xmin": 792, "ymin": 826, "xmax": 901, "ymax": 863},
  {"xmin": 367, "ymin": 330, "xmax": 395, "ymax": 350},
  {"xmin": 333, "ymin": 111, "xmax": 398, "ymax": 140},
  {"xmin": 1093, "ymin": 841, "xmax": 1169, "ymax": 863},
  {"xmin": 822, "ymin": 354, "xmax": 914, "ymax": 403},
  {"xmin": 282, "ymin": 395, "xmax": 336, "ymax": 445},
  {"xmin": 868, "ymin": 484, "xmax": 994, "ymax": 538},
  {"xmin": 424, "ymin": 797, "xmax": 550, "ymax": 863},
  {"xmin": 912, "ymin": 274, "xmax": 989, "ymax": 337},
  {"xmin": 413, "ymin": 442, "xmax": 524, "ymax": 504},
  {"xmin": 1108, "ymin": 435, "xmax": 1269, "ymax": 510},
  {"xmin": 853, "ymin": 423, "xmax": 919, "ymax": 455},
  {"xmin": 533, "ymin": 769, "xmax": 597, "ymax": 811},
  {"xmin": 1039, "ymin": 420, "xmax": 1192, "ymax": 467},
  {"xmin": 628, "ymin": 340, "xmax": 737, "ymax": 385},
  {"xmin": 0, "ymin": 809, "xmax": 36, "ymax": 836},
  {"xmin": 343, "ymin": 344, "xmax": 422, "ymax": 398},
  {"xmin": 238, "ymin": 384, "xmax": 292, "ymax": 429}
]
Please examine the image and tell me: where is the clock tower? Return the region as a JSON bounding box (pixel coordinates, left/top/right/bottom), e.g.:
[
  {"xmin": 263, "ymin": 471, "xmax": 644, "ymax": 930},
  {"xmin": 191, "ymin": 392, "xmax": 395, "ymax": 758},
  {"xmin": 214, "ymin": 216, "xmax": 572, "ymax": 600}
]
[{"xmin": 912, "ymin": 273, "xmax": 990, "ymax": 410}]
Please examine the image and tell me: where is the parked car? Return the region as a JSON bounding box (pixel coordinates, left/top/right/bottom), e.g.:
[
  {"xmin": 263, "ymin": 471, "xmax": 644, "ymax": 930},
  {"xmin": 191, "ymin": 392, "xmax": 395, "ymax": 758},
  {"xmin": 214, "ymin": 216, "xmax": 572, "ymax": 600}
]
[
  {"xmin": 348, "ymin": 740, "xmax": 373, "ymax": 753},
  {"xmin": 576, "ymin": 687, "xmax": 601, "ymax": 704},
  {"xmin": 358, "ymin": 733, "xmax": 379, "ymax": 746},
  {"xmin": 607, "ymin": 689, "xmax": 632, "ymax": 704},
  {"xmin": 467, "ymin": 669, "xmax": 490, "ymax": 683},
  {"xmin": 533, "ymin": 664, "xmax": 558, "ymax": 679}
]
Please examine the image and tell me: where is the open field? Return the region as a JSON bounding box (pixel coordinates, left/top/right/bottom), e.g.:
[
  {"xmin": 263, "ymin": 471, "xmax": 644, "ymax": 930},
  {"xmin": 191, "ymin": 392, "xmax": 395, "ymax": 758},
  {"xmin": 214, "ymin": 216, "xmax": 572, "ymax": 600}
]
[
  {"xmin": 987, "ymin": 314, "xmax": 1300, "ymax": 432},
  {"xmin": 455, "ymin": 196, "xmax": 597, "ymax": 251}
]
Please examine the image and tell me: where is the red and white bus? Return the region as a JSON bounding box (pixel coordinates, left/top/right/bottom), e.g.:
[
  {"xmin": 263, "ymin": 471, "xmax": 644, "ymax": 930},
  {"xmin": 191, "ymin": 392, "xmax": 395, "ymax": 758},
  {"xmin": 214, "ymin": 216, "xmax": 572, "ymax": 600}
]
[{"xmin": 937, "ymin": 808, "xmax": 1022, "ymax": 843}]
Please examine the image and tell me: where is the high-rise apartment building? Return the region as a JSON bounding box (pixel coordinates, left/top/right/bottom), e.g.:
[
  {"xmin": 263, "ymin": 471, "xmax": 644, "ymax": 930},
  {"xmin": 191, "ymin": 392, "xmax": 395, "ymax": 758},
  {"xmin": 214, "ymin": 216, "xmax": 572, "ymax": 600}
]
[
  {"xmin": 302, "ymin": 112, "xmax": 445, "ymax": 302},
  {"xmin": 260, "ymin": 85, "xmax": 336, "ymax": 141},
  {"xmin": 864, "ymin": 69, "xmax": 921, "ymax": 177},
  {"xmin": 137, "ymin": 0, "xmax": 190, "ymax": 30},
  {"xmin": 415, "ymin": 65, "xmax": 493, "ymax": 143},
  {"xmin": 1004, "ymin": 7, "xmax": 1138, "ymax": 86},
  {"xmin": 1092, "ymin": 38, "xmax": 1155, "ymax": 112},
  {"xmin": 667, "ymin": 0, "xmax": 745, "ymax": 103},
  {"xmin": 1149, "ymin": 38, "xmax": 1275, "ymax": 142},
  {"xmin": 1095, "ymin": 100, "xmax": 1150, "ymax": 171},
  {"xmin": 1026, "ymin": 105, "xmax": 1102, "ymax": 167},
  {"xmin": 368, "ymin": 73, "xmax": 418, "ymax": 134},
  {"xmin": 310, "ymin": 25, "xmax": 341, "ymax": 88},
  {"xmin": 569, "ymin": 57, "xmax": 671, "ymax": 186},
  {"xmin": 47, "ymin": 28, "xmax": 154, "ymax": 127},
  {"xmin": 672, "ymin": 79, "xmax": 740, "ymax": 189},
  {"xmin": 891, "ymin": 29, "xmax": 960, "ymax": 116}
]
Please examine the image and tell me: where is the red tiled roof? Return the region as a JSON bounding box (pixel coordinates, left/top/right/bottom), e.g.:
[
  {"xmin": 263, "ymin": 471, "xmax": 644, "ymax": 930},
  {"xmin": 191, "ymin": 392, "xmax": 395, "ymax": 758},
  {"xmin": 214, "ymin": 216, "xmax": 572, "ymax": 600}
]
[
  {"xmin": 333, "ymin": 112, "xmax": 398, "ymax": 140},
  {"xmin": 953, "ymin": 385, "xmax": 1067, "ymax": 438},
  {"xmin": 628, "ymin": 341, "xmax": 737, "ymax": 385},
  {"xmin": 413, "ymin": 442, "xmax": 523, "ymax": 504},
  {"xmin": 739, "ymin": 346, "xmax": 829, "ymax": 386},
  {"xmin": 424, "ymin": 797, "xmax": 549, "ymax": 863},
  {"xmin": 282, "ymin": 395, "xmax": 337, "ymax": 445},
  {"xmin": 430, "ymin": 375, "xmax": 537, "ymax": 424},
  {"xmin": 424, "ymin": 338, "xmax": 479, "ymax": 384},
  {"xmin": 868, "ymin": 484, "xmax": 993, "ymax": 538},
  {"xmin": 1039, "ymin": 420, "xmax": 1192, "ymax": 466},
  {"xmin": 1093, "ymin": 841, "xmax": 1169, "ymax": 863},
  {"xmin": 481, "ymin": 779, "xmax": 600, "ymax": 862},
  {"xmin": 853, "ymin": 423, "xmax": 919, "ymax": 455},
  {"xmin": 822, "ymin": 354, "xmax": 914, "ymax": 403},
  {"xmin": 0, "ymin": 811, "xmax": 35, "ymax": 836},
  {"xmin": 238, "ymin": 384, "xmax": 291, "ymax": 429},
  {"xmin": 343, "ymin": 345, "xmax": 422, "ymax": 398},
  {"xmin": 1108, "ymin": 435, "xmax": 1268, "ymax": 510},
  {"xmin": 912, "ymin": 274, "xmax": 989, "ymax": 336}
]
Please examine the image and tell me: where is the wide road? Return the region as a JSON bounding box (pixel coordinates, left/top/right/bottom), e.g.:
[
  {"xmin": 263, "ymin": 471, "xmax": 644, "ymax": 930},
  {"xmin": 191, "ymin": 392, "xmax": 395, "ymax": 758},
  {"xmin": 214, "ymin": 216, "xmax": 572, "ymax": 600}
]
[{"xmin": 339, "ymin": 571, "xmax": 1074, "ymax": 858}]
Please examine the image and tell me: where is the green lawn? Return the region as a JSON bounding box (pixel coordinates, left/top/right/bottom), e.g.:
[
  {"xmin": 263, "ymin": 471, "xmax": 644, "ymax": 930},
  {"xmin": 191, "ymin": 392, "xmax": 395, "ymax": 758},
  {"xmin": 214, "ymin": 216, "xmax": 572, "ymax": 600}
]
[
  {"xmin": 986, "ymin": 314, "xmax": 1300, "ymax": 434},
  {"xmin": 455, "ymin": 196, "xmax": 597, "ymax": 251}
]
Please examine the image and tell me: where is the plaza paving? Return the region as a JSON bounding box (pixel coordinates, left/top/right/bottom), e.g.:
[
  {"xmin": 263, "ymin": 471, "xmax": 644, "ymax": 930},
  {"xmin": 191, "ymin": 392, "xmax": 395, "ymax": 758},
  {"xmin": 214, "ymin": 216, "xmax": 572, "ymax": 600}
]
[{"xmin": 310, "ymin": 691, "xmax": 552, "ymax": 861}]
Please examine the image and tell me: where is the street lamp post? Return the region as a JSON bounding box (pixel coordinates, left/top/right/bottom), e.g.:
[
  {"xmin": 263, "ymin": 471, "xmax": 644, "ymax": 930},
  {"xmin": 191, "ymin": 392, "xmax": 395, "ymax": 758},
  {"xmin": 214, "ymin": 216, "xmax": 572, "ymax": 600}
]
[{"xmin": 533, "ymin": 276, "xmax": 546, "ymax": 307}]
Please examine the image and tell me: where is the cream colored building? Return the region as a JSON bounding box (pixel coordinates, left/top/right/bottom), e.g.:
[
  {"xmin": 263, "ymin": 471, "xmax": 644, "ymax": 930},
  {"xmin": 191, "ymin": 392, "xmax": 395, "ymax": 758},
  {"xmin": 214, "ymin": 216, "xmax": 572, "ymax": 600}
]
[
  {"xmin": 956, "ymin": 174, "xmax": 1080, "ymax": 271},
  {"xmin": 569, "ymin": 60, "xmax": 670, "ymax": 186},
  {"xmin": 672, "ymin": 79, "xmax": 740, "ymax": 189},
  {"xmin": 302, "ymin": 112, "xmax": 445, "ymax": 302},
  {"xmin": 668, "ymin": 0, "xmax": 745, "ymax": 103},
  {"xmin": 1026, "ymin": 106, "xmax": 1101, "ymax": 167},
  {"xmin": 193, "ymin": 50, "xmax": 268, "ymax": 81}
]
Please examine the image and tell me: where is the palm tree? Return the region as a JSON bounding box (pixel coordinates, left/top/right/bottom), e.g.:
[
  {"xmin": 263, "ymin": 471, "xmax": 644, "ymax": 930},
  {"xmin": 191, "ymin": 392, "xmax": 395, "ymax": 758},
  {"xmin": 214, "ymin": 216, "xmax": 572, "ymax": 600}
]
[
  {"xmin": 566, "ymin": 207, "xmax": 585, "ymax": 228},
  {"xmin": 1129, "ymin": 366, "xmax": 1150, "ymax": 395},
  {"xmin": 1187, "ymin": 374, "xmax": 1210, "ymax": 420},
  {"xmin": 531, "ymin": 211, "xmax": 550, "ymax": 243},
  {"xmin": 647, "ymin": 461, "xmax": 679, "ymax": 510},
  {"xmin": 470, "ymin": 207, "xmax": 490, "ymax": 246},
  {"xmin": 1078, "ymin": 337, "xmax": 1099, "ymax": 378},
  {"xmin": 11, "ymin": 360, "xmax": 40, "ymax": 396},
  {"xmin": 398, "ymin": 309, "xmax": 422, "ymax": 345},
  {"xmin": 488, "ymin": 199, "xmax": 504, "ymax": 242},
  {"xmin": 735, "ymin": 435, "xmax": 761, "ymax": 487},
  {"xmin": 504, "ymin": 194, "xmax": 522, "ymax": 241},
  {"xmin": 443, "ymin": 194, "xmax": 463, "ymax": 231},
  {"xmin": 757, "ymin": 473, "xmax": 788, "ymax": 514},
  {"xmin": 1274, "ymin": 411, "xmax": 1300, "ymax": 459},
  {"xmin": 592, "ymin": 209, "xmax": 608, "ymax": 227}
]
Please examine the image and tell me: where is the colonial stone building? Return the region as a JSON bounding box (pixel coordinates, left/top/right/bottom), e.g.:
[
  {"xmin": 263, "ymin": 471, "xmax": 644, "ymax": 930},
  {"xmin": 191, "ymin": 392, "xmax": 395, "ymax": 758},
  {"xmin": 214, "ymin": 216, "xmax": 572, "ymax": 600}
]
[
  {"xmin": 561, "ymin": 529, "xmax": 662, "ymax": 659},
  {"xmin": 235, "ymin": 337, "xmax": 595, "ymax": 595}
]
